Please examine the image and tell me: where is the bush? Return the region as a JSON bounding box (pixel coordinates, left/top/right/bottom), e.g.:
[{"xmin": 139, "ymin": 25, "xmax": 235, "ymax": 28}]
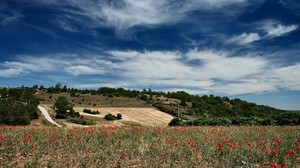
[
  {"xmin": 104, "ymin": 113, "xmax": 122, "ymax": 121},
  {"xmin": 67, "ymin": 117, "xmax": 94, "ymax": 125},
  {"xmin": 169, "ymin": 118, "xmax": 181, "ymax": 126},
  {"xmin": 274, "ymin": 112, "xmax": 300, "ymax": 125},
  {"xmin": 116, "ymin": 113, "xmax": 122, "ymax": 119},
  {"xmin": 83, "ymin": 109, "xmax": 100, "ymax": 115},
  {"xmin": 104, "ymin": 113, "xmax": 116, "ymax": 120}
]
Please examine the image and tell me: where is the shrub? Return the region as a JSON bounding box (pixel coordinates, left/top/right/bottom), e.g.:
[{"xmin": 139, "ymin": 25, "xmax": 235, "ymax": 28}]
[
  {"xmin": 83, "ymin": 109, "xmax": 100, "ymax": 115},
  {"xmin": 116, "ymin": 113, "xmax": 122, "ymax": 119},
  {"xmin": 67, "ymin": 117, "xmax": 94, "ymax": 125},
  {"xmin": 169, "ymin": 118, "xmax": 181, "ymax": 126},
  {"xmin": 104, "ymin": 113, "xmax": 116, "ymax": 120},
  {"xmin": 104, "ymin": 113, "xmax": 122, "ymax": 121}
]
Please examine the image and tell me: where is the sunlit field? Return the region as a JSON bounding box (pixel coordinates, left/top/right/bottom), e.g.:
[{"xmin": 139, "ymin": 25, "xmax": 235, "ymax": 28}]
[{"xmin": 0, "ymin": 125, "xmax": 299, "ymax": 167}]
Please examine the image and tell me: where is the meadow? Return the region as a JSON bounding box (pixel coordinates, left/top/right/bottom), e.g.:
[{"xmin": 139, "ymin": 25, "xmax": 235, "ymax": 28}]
[{"xmin": 0, "ymin": 125, "xmax": 299, "ymax": 168}]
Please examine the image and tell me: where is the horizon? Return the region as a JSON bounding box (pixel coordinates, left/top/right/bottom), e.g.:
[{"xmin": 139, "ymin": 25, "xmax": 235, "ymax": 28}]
[{"xmin": 1, "ymin": 0, "xmax": 300, "ymax": 110}]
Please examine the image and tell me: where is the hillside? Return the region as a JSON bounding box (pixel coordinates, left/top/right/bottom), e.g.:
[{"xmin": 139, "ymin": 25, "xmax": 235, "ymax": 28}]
[{"xmin": 1, "ymin": 86, "xmax": 300, "ymax": 126}]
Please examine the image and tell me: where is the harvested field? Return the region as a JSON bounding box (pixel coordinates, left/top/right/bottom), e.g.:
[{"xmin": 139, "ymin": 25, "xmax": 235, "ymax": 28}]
[{"xmin": 74, "ymin": 107, "xmax": 174, "ymax": 127}]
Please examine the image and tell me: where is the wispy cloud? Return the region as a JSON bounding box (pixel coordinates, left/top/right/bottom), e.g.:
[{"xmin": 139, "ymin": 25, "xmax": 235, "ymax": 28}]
[
  {"xmin": 228, "ymin": 33, "xmax": 261, "ymax": 44},
  {"xmin": 262, "ymin": 20, "xmax": 298, "ymax": 38},
  {"xmin": 1, "ymin": 48, "xmax": 299, "ymax": 95},
  {"xmin": 228, "ymin": 20, "xmax": 298, "ymax": 45},
  {"xmin": 34, "ymin": 0, "xmax": 257, "ymax": 33},
  {"xmin": 0, "ymin": 11, "xmax": 23, "ymax": 27},
  {"xmin": 0, "ymin": 54, "xmax": 113, "ymax": 77}
]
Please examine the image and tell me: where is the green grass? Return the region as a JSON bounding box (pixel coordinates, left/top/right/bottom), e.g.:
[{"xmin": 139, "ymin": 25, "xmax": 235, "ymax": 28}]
[
  {"xmin": 121, "ymin": 121, "xmax": 143, "ymax": 126},
  {"xmin": 0, "ymin": 126, "xmax": 299, "ymax": 167}
]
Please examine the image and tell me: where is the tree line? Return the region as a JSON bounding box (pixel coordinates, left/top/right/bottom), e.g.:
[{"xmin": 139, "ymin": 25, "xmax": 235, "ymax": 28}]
[{"xmin": 0, "ymin": 87, "xmax": 39, "ymax": 125}]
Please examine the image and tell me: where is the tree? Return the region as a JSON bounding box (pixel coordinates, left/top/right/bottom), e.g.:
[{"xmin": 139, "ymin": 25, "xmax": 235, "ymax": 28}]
[{"xmin": 54, "ymin": 96, "xmax": 72, "ymax": 119}]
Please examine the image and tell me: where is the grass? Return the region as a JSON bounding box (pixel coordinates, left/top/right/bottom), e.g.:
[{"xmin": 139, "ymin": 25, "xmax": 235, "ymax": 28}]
[
  {"xmin": 36, "ymin": 92, "xmax": 151, "ymax": 108},
  {"xmin": 0, "ymin": 126, "xmax": 299, "ymax": 167},
  {"xmin": 121, "ymin": 121, "xmax": 143, "ymax": 126}
]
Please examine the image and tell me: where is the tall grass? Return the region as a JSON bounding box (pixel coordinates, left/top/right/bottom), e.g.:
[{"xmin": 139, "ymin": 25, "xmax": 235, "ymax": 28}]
[{"xmin": 0, "ymin": 125, "xmax": 299, "ymax": 167}]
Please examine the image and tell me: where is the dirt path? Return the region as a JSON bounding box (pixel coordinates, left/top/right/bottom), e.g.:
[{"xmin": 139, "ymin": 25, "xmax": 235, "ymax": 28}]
[{"xmin": 38, "ymin": 105, "xmax": 62, "ymax": 127}]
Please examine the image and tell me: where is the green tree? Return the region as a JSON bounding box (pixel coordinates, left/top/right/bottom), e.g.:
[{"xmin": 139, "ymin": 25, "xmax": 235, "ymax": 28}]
[{"xmin": 54, "ymin": 96, "xmax": 72, "ymax": 119}]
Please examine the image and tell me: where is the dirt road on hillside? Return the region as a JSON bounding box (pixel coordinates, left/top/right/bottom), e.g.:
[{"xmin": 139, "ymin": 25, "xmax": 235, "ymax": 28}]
[{"xmin": 38, "ymin": 105, "xmax": 62, "ymax": 127}]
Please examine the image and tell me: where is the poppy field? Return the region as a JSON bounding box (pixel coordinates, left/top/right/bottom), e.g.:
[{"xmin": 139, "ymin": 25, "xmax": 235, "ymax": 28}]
[{"xmin": 0, "ymin": 125, "xmax": 299, "ymax": 167}]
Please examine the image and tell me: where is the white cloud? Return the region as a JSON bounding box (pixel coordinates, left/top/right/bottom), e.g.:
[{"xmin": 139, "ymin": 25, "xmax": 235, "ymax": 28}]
[
  {"xmin": 0, "ymin": 54, "xmax": 113, "ymax": 77},
  {"xmin": 228, "ymin": 33, "xmax": 261, "ymax": 44},
  {"xmin": 262, "ymin": 20, "xmax": 298, "ymax": 37},
  {"xmin": 1, "ymin": 49, "xmax": 300, "ymax": 95},
  {"xmin": 35, "ymin": 0, "xmax": 255, "ymax": 33},
  {"xmin": 0, "ymin": 68, "xmax": 23, "ymax": 77},
  {"xmin": 65, "ymin": 65, "xmax": 105, "ymax": 76}
]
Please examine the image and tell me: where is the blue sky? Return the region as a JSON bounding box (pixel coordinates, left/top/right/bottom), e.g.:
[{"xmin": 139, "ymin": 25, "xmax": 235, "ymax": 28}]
[{"xmin": 0, "ymin": 0, "xmax": 300, "ymax": 110}]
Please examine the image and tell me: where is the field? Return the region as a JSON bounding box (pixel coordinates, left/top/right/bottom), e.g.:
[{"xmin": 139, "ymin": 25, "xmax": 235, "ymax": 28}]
[
  {"xmin": 0, "ymin": 126, "xmax": 299, "ymax": 167},
  {"xmin": 36, "ymin": 92, "xmax": 151, "ymax": 108}
]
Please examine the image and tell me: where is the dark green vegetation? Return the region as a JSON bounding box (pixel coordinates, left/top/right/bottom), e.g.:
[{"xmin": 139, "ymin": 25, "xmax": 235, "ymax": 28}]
[
  {"xmin": 1, "ymin": 84, "xmax": 300, "ymax": 126},
  {"xmin": 53, "ymin": 96, "xmax": 94, "ymax": 125},
  {"xmin": 0, "ymin": 87, "xmax": 39, "ymax": 125},
  {"xmin": 104, "ymin": 113, "xmax": 122, "ymax": 121},
  {"xmin": 83, "ymin": 109, "xmax": 100, "ymax": 115}
]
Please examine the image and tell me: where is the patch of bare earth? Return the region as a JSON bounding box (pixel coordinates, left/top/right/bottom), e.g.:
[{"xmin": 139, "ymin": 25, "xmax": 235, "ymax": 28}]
[{"xmin": 74, "ymin": 107, "xmax": 174, "ymax": 127}]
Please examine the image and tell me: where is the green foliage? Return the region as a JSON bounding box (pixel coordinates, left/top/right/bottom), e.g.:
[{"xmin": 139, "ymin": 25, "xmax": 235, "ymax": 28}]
[
  {"xmin": 83, "ymin": 109, "xmax": 100, "ymax": 115},
  {"xmin": 104, "ymin": 113, "xmax": 122, "ymax": 121},
  {"xmin": 116, "ymin": 113, "xmax": 122, "ymax": 119},
  {"xmin": 184, "ymin": 117, "xmax": 232, "ymax": 126},
  {"xmin": 140, "ymin": 94, "xmax": 148, "ymax": 101},
  {"xmin": 0, "ymin": 87, "xmax": 39, "ymax": 125},
  {"xmin": 104, "ymin": 113, "xmax": 116, "ymax": 120},
  {"xmin": 274, "ymin": 112, "xmax": 300, "ymax": 125},
  {"xmin": 168, "ymin": 118, "xmax": 181, "ymax": 126},
  {"xmin": 67, "ymin": 117, "xmax": 94, "ymax": 125},
  {"xmin": 54, "ymin": 96, "xmax": 73, "ymax": 119}
]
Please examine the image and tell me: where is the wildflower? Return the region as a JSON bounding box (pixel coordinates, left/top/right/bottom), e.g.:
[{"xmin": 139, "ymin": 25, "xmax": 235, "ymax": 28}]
[
  {"xmin": 224, "ymin": 138, "xmax": 230, "ymax": 143},
  {"xmin": 271, "ymin": 148, "xmax": 279, "ymax": 155},
  {"xmin": 279, "ymin": 163, "xmax": 286, "ymax": 168},
  {"xmin": 269, "ymin": 163, "xmax": 278, "ymax": 168},
  {"xmin": 86, "ymin": 149, "xmax": 92, "ymax": 155},
  {"xmin": 0, "ymin": 135, "xmax": 7, "ymax": 141},
  {"xmin": 217, "ymin": 142, "xmax": 223, "ymax": 151},
  {"xmin": 271, "ymin": 138, "xmax": 281, "ymax": 145},
  {"xmin": 295, "ymin": 146, "xmax": 300, "ymax": 151},
  {"xmin": 187, "ymin": 138, "xmax": 193, "ymax": 145},
  {"xmin": 246, "ymin": 142, "xmax": 252, "ymax": 148},
  {"xmin": 286, "ymin": 150, "xmax": 294, "ymax": 157},
  {"xmin": 226, "ymin": 142, "xmax": 233, "ymax": 148},
  {"xmin": 119, "ymin": 151, "xmax": 127, "ymax": 160},
  {"xmin": 194, "ymin": 151, "xmax": 199, "ymax": 157}
]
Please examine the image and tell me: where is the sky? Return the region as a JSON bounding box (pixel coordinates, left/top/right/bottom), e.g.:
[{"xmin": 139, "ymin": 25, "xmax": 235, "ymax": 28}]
[{"xmin": 0, "ymin": 0, "xmax": 300, "ymax": 110}]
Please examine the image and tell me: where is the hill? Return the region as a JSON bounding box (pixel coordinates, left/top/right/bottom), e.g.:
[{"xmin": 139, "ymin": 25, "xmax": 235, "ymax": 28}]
[{"xmin": 1, "ymin": 85, "xmax": 300, "ymax": 126}]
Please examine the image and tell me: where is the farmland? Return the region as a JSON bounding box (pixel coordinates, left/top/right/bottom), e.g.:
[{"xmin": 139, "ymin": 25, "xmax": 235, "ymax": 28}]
[{"xmin": 0, "ymin": 125, "xmax": 299, "ymax": 167}]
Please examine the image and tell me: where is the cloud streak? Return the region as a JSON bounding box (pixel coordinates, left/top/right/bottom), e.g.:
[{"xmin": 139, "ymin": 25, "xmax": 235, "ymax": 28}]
[{"xmin": 34, "ymin": 0, "xmax": 258, "ymax": 33}]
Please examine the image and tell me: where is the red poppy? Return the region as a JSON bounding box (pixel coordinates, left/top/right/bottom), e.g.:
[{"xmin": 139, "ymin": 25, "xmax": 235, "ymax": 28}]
[
  {"xmin": 119, "ymin": 151, "xmax": 127, "ymax": 160},
  {"xmin": 194, "ymin": 151, "xmax": 199, "ymax": 157},
  {"xmin": 295, "ymin": 146, "xmax": 300, "ymax": 151},
  {"xmin": 86, "ymin": 149, "xmax": 92, "ymax": 155},
  {"xmin": 0, "ymin": 135, "xmax": 7, "ymax": 141},
  {"xmin": 271, "ymin": 148, "xmax": 279, "ymax": 155},
  {"xmin": 286, "ymin": 150, "xmax": 294, "ymax": 157},
  {"xmin": 269, "ymin": 163, "xmax": 278, "ymax": 168},
  {"xmin": 217, "ymin": 142, "xmax": 223, "ymax": 151}
]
